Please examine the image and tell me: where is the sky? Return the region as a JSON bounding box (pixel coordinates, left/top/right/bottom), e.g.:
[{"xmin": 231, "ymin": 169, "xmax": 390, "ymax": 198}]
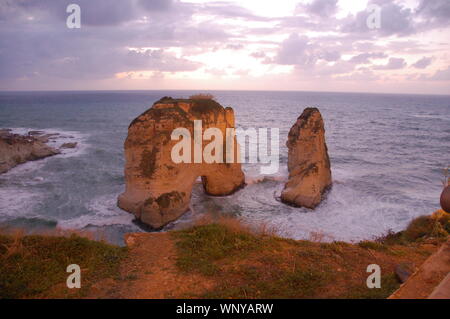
[{"xmin": 0, "ymin": 0, "xmax": 449, "ymax": 94}]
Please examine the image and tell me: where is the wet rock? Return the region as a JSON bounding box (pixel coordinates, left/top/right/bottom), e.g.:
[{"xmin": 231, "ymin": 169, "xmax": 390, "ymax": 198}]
[
  {"xmin": 28, "ymin": 130, "xmax": 45, "ymax": 136},
  {"xmin": 60, "ymin": 142, "xmax": 78, "ymax": 149},
  {"xmin": 0, "ymin": 128, "xmax": 12, "ymax": 136},
  {"xmin": 0, "ymin": 131, "xmax": 60, "ymax": 174}
]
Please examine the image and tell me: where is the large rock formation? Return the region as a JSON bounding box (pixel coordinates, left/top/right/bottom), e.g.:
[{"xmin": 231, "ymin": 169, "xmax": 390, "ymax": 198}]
[
  {"xmin": 281, "ymin": 108, "xmax": 332, "ymax": 208},
  {"xmin": 0, "ymin": 129, "xmax": 60, "ymax": 174},
  {"xmin": 118, "ymin": 97, "xmax": 245, "ymax": 229}
]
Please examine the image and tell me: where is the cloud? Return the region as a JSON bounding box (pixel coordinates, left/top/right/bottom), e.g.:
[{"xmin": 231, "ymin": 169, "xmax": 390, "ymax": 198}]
[
  {"xmin": 200, "ymin": 2, "xmax": 271, "ymax": 21},
  {"xmin": 274, "ymin": 33, "xmax": 342, "ymax": 67},
  {"xmin": 0, "ymin": 0, "xmax": 231, "ymax": 83},
  {"xmin": 373, "ymin": 57, "xmax": 406, "ymax": 70},
  {"xmin": 341, "ymin": 1, "xmax": 415, "ymax": 36},
  {"xmin": 429, "ymin": 66, "xmax": 450, "ymax": 81},
  {"xmin": 0, "ymin": 0, "xmax": 137, "ymax": 26},
  {"xmin": 139, "ymin": 0, "xmax": 174, "ymax": 12},
  {"xmin": 315, "ymin": 60, "xmax": 355, "ymax": 76},
  {"xmin": 225, "ymin": 44, "xmax": 244, "ymax": 50},
  {"xmin": 335, "ymin": 68, "xmax": 379, "ymax": 81},
  {"xmin": 349, "ymin": 52, "xmax": 387, "ymax": 64},
  {"xmin": 73, "ymin": 0, "xmax": 136, "ymax": 26},
  {"xmin": 416, "ymin": 0, "xmax": 450, "ymax": 29},
  {"xmin": 412, "ymin": 56, "xmax": 433, "ymax": 69},
  {"xmin": 0, "ymin": 0, "xmax": 449, "ymax": 93},
  {"xmin": 250, "ymin": 51, "xmax": 266, "ymax": 59},
  {"xmin": 320, "ymin": 50, "xmax": 341, "ymax": 62},
  {"xmin": 276, "ymin": 34, "xmax": 315, "ymax": 66},
  {"xmin": 297, "ymin": 0, "xmax": 339, "ymax": 17}
]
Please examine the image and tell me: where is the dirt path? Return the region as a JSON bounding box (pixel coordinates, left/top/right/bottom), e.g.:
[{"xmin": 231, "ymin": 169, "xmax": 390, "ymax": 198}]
[
  {"xmin": 86, "ymin": 231, "xmax": 447, "ymax": 299},
  {"xmin": 99, "ymin": 232, "xmax": 214, "ymax": 299},
  {"xmin": 389, "ymin": 239, "xmax": 450, "ymax": 299}
]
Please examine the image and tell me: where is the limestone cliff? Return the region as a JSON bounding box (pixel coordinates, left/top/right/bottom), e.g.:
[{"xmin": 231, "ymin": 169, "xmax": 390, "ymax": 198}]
[
  {"xmin": 0, "ymin": 129, "xmax": 60, "ymax": 174},
  {"xmin": 281, "ymin": 108, "xmax": 332, "ymax": 208},
  {"xmin": 118, "ymin": 97, "xmax": 245, "ymax": 229}
]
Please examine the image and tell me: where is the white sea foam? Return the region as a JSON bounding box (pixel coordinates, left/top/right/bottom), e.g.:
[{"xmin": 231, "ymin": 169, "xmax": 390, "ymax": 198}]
[
  {"xmin": 245, "ymin": 174, "xmax": 287, "ymax": 185},
  {"xmin": 0, "ymin": 187, "xmax": 43, "ymax": 221},
  {"xmin": 58, "ymin": 194, "xmax": 134, "ymax": 229},
  {"xmin": 411, "ymin": 114, "xmax": 450, "ymax": 121},
  {"xmin": 244, "ymin": 173, "xmax": 431, "ymax": 243},
  {"xmin": 0, "ymin": 128, "xmax": 90, "ymax": 224}
]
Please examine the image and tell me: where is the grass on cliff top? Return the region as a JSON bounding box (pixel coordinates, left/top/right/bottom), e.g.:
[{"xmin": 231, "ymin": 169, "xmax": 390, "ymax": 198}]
[
  {"xmin": 375, "ymin": 211, "xmax": 450, "ymax": 246},
  {"xmin": 171, "ymin": 214, "xmax": 447, "ymax": 299},
  {"xmin": 0, "ymin": 232, "xmax": 127, "ymax": 299}
]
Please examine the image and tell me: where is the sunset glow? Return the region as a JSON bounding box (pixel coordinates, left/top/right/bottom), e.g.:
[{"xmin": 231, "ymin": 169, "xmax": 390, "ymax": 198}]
[{"xmin": 1, "ymin": 0, "xmax": 449, "ymax": 94}]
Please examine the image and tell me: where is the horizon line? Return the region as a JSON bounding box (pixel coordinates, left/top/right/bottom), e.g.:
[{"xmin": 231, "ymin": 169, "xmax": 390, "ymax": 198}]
[{"xmin": 1, "ymin": 88, "xmax": 449, "ymax": 97}]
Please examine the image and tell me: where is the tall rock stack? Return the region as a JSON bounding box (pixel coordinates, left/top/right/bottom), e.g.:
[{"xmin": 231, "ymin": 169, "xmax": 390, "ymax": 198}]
[
  {"xmin": 281, "ymin": 108, "xmax": 332, "ymax": 209},
  {"xmin": 118, "ymin": 97, "xmax": 245, "ymax": 229}
]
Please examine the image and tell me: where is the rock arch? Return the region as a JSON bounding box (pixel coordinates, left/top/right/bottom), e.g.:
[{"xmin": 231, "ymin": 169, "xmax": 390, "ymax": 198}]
[{"xmin": 118, "ymin": 97, "xmax": 245, "ymax": 228}]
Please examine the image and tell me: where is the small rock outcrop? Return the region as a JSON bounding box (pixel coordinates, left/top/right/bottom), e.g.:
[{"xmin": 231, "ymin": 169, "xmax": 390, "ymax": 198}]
[
  {"xmin": 281, "ymin": 108, "xmax": 332, "ymax": 208},
  {"xmin": 0, "ymin": 129, "xmax": 60, "ymax": 174},
  {"xmin": 395, "ymin": 262, "xmax": 416, "ymax": 283},
  {"xmin": 441, "ymin": 185, "xmax": 450, "ymax": 213},
  {"xmin": 61, "ymin": 142, "xmax": 78, "ymax": 149},
  {"xmin": 118, "ymin": 97, "xmax": 245, "ymax": 229}
]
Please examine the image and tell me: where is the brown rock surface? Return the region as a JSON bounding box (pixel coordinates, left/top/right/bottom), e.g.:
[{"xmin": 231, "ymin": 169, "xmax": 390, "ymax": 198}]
[
  {"xmin": 389, "ymin": 239, "xmax": 450, "ymax": 299},
  {"xmin": 0, "ymin": 130, "xmax": 60, "ymax": 174},
  {"xmin": 60, "ymin": 142, "xmax": 78, "ymax": 149},
  {"xmin": 118, "ymin": 97, "xmax": 245, "ymax": 229},
  {"xmin": 281, "ymin": 108, "xmax": 332, "ymax": 208},
  {"xmin": 440, "ymin": 185, "xmax": 450, "ymax": 213}
]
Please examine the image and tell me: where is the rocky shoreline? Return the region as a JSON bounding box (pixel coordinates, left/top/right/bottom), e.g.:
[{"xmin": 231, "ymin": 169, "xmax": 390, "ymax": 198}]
[{"xmin": 0, "ymin": 129, "xmax": 61, "ymax": 174}]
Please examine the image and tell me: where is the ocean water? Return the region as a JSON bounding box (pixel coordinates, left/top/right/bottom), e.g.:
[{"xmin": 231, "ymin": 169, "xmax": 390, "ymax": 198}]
[{"xmin": 0, "ymin": 90, "xmax": 449, "ymax": 245}]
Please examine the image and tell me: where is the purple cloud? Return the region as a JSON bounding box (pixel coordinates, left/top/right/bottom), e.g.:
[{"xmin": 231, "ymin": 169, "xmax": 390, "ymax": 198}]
[
  {"xmin": 412, "ymin": 56, "xmax": 433, "ymax": 69},
  {"xmin": 297, "ymin": 0, "xmax": 339, "ymax": 17},
  {"xmin": 373, "ymin": 57, "xmax": 406, "ymax": 70},
  {"xmin": 430, "ymin": 66, "xmax": 450, "ymax": 81},
  {"xmin": 349, "ymin": 52, "xmax": 387, "ymax": 64}
]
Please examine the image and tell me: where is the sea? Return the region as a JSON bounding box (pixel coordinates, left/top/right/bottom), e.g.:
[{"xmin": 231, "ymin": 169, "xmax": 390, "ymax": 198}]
[{"xmin": 0, "ymin": 90, "xmax": 449, "ymax": 245}]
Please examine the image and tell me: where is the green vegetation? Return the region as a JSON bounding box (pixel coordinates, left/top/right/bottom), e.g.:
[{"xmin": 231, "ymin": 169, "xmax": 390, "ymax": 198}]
[
  {"xmin": 171, "ymin": 219, "xmax": 437, "ymax": 299},
  {"xmin": 403, "ymin": 215, "xmax": 448, "ymax": 241},
  {"xmin": 172, "ymin": 223, "xmax": 271, "ymax": 276},
  {"xmin": 1, "ymin": 212, "xmax": 446, "ymax": 299},
  {"xmin": 190, "ymin": 99, "xmax": 223, "ymax": 118},
  {"xmin": 345, "ymin": 274, "xmax": 400, "ymax": 299},
  {"xmin": 358, "ymin": 241, "xmax": 388, "ymax": 251},
  {"xmin": 172, "ymin": 223, "xmax": 334, "ymax": 298},
  {"xmin": 377, "ymin": 213, "xmax": 449, "ymax": 245},
  {"xmin": 203, "ymin": 264, "xmax": 332, "ymax": 299},
  {"xmin": 189, "ymin": 93, "xmax": 215, "ymax": 100},
  {"xmin": 0, "ymin": 233, "xmax": 126, "ymax": 299}
]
